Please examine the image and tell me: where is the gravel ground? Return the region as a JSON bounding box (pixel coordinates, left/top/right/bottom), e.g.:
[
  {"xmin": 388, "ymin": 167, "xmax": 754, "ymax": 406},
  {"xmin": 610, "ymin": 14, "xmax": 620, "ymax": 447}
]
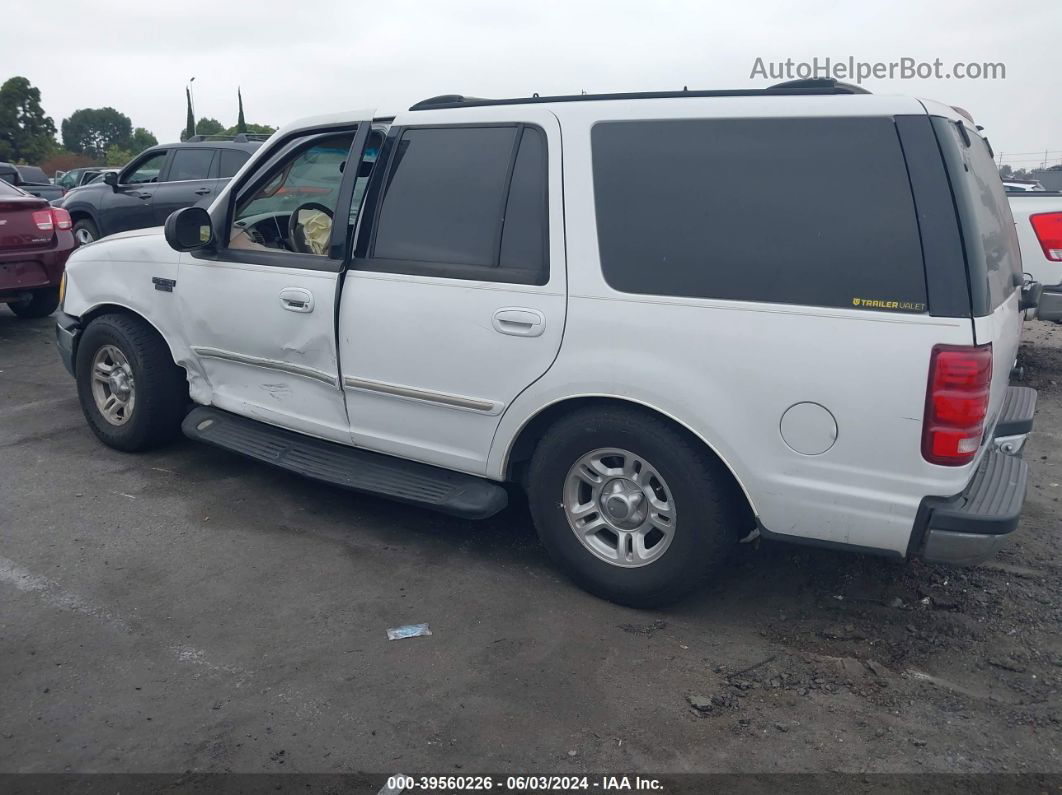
[{"xmin": 0, "ymin": 310, "xmax": 1060, "ymax": 776}]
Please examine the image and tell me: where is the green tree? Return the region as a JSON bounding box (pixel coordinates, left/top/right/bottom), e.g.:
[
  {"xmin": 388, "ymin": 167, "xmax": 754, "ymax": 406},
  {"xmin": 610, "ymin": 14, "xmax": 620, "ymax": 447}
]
[
  {"xmin": 194, "ymin": 117, "xmax": 225, "ymax": 136},
  {"xmin": 182, "ymin": 87, "xmax": 195, "ymax": 141},
  {"xmin": 61, "ymin": 107, "xmax": 133, "ymax": 159},
  {"xmin": 104, "ymin": 145, "xmax": 135, "ymax": 166},
  {"xmin": 0, "ymin": 76, "xmax": 57, "ymax": 163},
  {"xmin": 237, "ymin": 87, "xmax": 247, "ymax": 134},
  {"xmin": 129, "ymin": 127, "xmax": 158, "ymax": 152},
  {"xmin": 223, "ymin": 122, "xmax": 276, "ymax": 137}
]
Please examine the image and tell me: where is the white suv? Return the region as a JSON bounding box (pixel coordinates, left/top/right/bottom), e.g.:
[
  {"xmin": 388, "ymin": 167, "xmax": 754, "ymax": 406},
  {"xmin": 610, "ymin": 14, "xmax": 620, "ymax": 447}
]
[{"xmin": 55, "ymin": 80, "xmax": 1038, "ymax": 606}]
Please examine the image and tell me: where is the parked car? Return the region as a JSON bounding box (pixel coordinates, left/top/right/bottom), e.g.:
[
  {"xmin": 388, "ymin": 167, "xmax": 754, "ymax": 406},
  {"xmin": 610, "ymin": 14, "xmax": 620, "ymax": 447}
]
[
  {"xmin": 55, "ymin": 80, "xmax": 1039, "ymax": 606},
  {"xmin": 54, "ymin": 167, "xmax": 120, "ymax": 193},
  {"xmin": 0, "ymin": 162, "xmax": 64, "ymax": 202},
  {"xmin": 54, "ymin": 136, "xmax": 264, "ymax": 245},
  {"xmin": 1009, "ymin": 190, "xmax": 1062, "ymax": 322},
  {"xmin": 0, "ymin": 178, "xmax": 74, "ymax": 318},
  {"xmin": 1003, "ymin": 179, "xmax": 1047, "ymax": 193}
]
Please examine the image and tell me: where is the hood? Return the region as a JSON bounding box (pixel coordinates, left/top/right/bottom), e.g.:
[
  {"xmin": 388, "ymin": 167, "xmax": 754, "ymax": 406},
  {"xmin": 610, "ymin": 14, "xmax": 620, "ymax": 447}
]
[{"xmin": 103, "ymin": 225, "xmax": 166, "ymax": 242}]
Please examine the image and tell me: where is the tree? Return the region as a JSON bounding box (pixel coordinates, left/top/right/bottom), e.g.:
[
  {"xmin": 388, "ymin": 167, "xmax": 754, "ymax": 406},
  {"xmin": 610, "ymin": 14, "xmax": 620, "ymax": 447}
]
[
  {"xmin": 194, "ymin": 117, "xmax": 225, "ymax": 136},
  {"xmin": 104, "ymin": 145, "xmax": 136, "ymax": 166},
  {"xmin": 237, "ymin": 87, "xmax": 247, "ymax": 134},
  {"xmin": 0, "ymin": 76, "xmax": 57, "ymax": 163},
  {"xmin": 61, "ymin": 108, "xmax": 133, "ymax": 159},
  {"xmin": 223, "ymin": 122, "xmax": 276, "ymax": 137},
  {"xmin": 129, "ymin": 127, "xmax": 157, "ymax": 152},
  {"xmin": 998, "ymin": 164, "xmax": 1013, "ymax": 179},
  {"xmin": 183, "ymin": 87, "xmax": 195, "ymax": 141}
]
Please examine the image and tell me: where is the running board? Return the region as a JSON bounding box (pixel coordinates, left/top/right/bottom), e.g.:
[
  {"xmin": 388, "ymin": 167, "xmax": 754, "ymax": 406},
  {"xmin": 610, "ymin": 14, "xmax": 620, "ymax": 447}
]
[{"xmin": 181, "ymin": 407, "xmax": 508, "ymax": 519}]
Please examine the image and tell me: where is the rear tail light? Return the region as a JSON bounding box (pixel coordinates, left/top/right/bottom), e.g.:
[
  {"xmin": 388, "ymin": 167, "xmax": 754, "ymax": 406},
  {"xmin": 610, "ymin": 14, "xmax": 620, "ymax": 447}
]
[
  {"xmin": 922, "ymin": 344, "xmax": 993, "ymax": 466},
  {"xmin": 1030, "ymin": 212, "xmax": 1062, "ymax": 262},
  {"xmin": 52, "ymin": 207, "xmax": 72, "ymax": 230},
  {"xmin": 30, "ymin": 208, "xmax": 72, "ymax": 233}
]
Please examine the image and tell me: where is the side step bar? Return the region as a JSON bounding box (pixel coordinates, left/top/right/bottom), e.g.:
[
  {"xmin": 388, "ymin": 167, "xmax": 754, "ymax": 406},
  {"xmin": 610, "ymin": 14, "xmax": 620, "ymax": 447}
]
[{"xmin": 181, "ymin": 407, "xmax": 508, "ymax": 519}]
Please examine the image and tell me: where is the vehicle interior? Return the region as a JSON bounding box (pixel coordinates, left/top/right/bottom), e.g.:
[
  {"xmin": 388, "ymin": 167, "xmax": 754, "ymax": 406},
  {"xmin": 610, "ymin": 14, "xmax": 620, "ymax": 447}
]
[{"xmin": 230, "ymin": 130, "xmax": 383, "ymax": 256}]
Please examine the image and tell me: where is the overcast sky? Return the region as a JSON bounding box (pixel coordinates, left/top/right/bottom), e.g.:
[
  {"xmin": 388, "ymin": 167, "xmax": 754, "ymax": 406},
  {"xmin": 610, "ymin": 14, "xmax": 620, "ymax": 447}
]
[{"xmin": 7, "ymin": 0, "xmax": 1061, "ymax": 168}]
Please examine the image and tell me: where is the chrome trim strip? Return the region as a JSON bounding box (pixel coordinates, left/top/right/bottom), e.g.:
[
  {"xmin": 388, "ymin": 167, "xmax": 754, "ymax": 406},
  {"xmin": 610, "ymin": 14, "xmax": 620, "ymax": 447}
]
[
  {"xmin": 342, "ymin": 376, "xmax": 496, "ymax": 413},
  {"xmin": 192, "ymin": 346, "xmax": 337, "ymax": 386}
]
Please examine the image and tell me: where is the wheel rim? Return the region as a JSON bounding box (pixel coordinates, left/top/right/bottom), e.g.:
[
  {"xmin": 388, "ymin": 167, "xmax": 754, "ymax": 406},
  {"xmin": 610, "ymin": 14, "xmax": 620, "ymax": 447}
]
[
  {"xmin": 90, "ymin": 345, "xmax": 136, "ymax": 426},
  {"xmin": 75, "ymin": 227, "xmax": 95, "ymax": 245},
  {"xmin": 563, "ymin": 447, "xmax": 676, "ymax": 568}
]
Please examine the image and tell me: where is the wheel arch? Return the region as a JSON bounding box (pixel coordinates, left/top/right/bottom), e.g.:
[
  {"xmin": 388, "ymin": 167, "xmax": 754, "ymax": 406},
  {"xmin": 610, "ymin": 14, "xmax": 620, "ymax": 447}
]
[
  {"xmin": 501, "ymin": 395, "xmax": 757, "ymax": 521},
  {"xmin": 76, "ymin": 303, "xmax": 185, "ymax": 374}
]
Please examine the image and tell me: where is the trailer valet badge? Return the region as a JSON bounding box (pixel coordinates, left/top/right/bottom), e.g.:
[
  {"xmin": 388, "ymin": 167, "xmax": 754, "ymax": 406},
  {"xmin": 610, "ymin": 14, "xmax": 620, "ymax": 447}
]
[{"xmin": 852, "ymin": 297, "xmax": 926, "ymax": 312}]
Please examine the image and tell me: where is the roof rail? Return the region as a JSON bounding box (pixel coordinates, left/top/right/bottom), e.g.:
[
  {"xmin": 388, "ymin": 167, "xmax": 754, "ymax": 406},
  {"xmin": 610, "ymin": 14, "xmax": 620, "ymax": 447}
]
[
  {"xmin": 408, "ymin": 79, "xmax": 871, "ymax": 111},
  {"xmin": 184, "ymin": 133, "xmax": 271, "ymax": 143}
]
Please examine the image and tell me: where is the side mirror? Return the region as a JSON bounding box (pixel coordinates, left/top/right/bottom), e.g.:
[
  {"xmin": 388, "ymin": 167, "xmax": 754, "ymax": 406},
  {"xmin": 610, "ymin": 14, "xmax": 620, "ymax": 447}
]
[
  {"xmin": 103, "ymin": 171, "xmax": 118, "ymax": 189},
  {"xmin": 165, "ymin": 206, "xmax": 215, "ymax": 252}
]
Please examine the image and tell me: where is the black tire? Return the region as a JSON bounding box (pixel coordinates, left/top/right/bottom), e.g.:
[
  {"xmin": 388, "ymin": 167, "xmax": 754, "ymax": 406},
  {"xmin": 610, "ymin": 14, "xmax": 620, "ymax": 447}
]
[
  {"xmin": 527, "ymin": 406, "xmax": 741, "ymax": 608},
  {"xmin": 73, "ymin": 218, "xmax": 99, "ymax": 247},
  {"xmin": 75, "ymin": 313, "xmax": 188, "ymax": 452},
  {"xmin": 9, "ymin": 287, "xmax": 59, "ymax": 319}
]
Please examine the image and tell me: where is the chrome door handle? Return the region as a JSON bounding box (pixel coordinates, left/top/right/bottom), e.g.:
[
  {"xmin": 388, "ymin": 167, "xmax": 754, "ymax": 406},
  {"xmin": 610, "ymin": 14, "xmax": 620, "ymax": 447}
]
[
  {"xmin": 492, "ymin": 308, "xmax": 545, "ymax": 337},
  {"xmin": 279, "ymin": 287, "xmax": 314, "ymax": 313}
]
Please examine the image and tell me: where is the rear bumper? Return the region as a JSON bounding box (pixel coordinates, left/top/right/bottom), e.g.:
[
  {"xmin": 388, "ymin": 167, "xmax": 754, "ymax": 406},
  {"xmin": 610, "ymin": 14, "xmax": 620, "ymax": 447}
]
[
  {"xmin": 1037, "ymin": 286, "xmax": 1062, "ymax": 323},
  {"xmin": 915, "ymin": 386, "xmax": 1035, "ymax": 565},
  {"xmin": 0, "ymin": 232, "xmax": 75, "ymax": 296},
  {"xmin": 55, "ymin": 312, "xmax": 80, "ymax": 377}
]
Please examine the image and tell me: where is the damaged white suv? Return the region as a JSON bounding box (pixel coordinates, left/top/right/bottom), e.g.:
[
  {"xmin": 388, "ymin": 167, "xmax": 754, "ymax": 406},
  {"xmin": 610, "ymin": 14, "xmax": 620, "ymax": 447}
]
[{"xmin": 56, "ymin": 80, "xmax": 1038, "ymax": 606}]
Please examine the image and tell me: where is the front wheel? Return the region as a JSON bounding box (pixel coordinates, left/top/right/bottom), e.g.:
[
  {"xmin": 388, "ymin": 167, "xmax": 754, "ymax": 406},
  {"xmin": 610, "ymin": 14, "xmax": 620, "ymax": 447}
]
[
  {"xmin": 527, "ymin": 407, "xmax": 741, "ymax": 607},
  {"xmin": 75, "ymin": 314, "xmax": 188, "ymax": 451},
  {"xmin": 9, "ymin": 287, "xmax": 59, "ymax": 318}
]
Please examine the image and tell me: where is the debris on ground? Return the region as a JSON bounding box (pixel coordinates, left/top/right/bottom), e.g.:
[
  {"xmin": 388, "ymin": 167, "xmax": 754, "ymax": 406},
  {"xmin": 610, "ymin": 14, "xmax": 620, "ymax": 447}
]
[{"xmin": 386, "ymin": 623, "xmax": 432, "ymax": 640}]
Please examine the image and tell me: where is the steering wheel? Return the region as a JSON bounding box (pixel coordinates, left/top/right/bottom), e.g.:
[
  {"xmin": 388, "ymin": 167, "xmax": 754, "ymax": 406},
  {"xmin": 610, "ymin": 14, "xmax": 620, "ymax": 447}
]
[{"xmin": 287, "ymin": 202, "xmax": 334, "ymax": 254}]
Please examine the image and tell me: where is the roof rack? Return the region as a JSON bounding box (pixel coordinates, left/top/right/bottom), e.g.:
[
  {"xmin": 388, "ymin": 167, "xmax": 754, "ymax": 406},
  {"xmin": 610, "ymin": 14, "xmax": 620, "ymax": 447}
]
[
  {"xmin": 184, "ymin": 133, "xmax": 271, "ymax": 143},
  {"xmin": 409, "ymin": 79, "xmax": 870, "ymax": 111}
]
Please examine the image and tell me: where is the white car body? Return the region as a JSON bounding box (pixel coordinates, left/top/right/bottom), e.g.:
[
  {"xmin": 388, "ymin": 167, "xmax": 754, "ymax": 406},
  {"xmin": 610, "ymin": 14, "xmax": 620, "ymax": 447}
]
[{"xmin": 60, "ymin": 88, "xmax": 1032, "ymax": 582}]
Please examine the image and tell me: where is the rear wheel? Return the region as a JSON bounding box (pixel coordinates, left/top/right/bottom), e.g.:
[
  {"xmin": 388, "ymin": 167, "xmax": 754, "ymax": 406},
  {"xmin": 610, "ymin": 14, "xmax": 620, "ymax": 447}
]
[
  {"xmin": 75, "ymin": 314, "xmax": 187, "ymax": 451},
  {"xmin": 73, "ymin": 218, "xmax": 99, "ymax": 246},
  {"xmin": 8, "ymin": 287, "xmax": 59, "ymax": 319},
  {"xmin": 527, "ymin": 406, "xmax": 742, "ymax": 607}
]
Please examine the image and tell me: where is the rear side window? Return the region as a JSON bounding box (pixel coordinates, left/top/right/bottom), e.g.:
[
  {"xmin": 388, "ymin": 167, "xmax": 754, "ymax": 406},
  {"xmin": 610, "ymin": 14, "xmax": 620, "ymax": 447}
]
[
  {"xmin": 218, "ymin": 149, "xmax": 250, "ymax": 178},
  {"xmin": 934, "ymin": 119, "xmax": 1021, "ymax": 314},
  {"xmin": 363, "ymin": 125, "xmax": 548, "ymax": 284},
  {"xmin": 0, "ymin": 179, "xmax": 22, "ymax": 197},
  {"xmin": 592, "ymin": 117, "xmax": 928, "ymax": 312},
  {"xmin": 168, "ymin": 148, "xmax": 215, "ymax": 181}
]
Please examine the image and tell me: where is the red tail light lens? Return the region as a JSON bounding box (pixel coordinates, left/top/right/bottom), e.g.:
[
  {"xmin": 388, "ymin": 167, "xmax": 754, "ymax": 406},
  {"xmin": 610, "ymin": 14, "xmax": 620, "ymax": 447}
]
[
  {"xmin": 1030, "ymin": 212, "xmax": 1062, "ymax": 262},
  {"xmin": 30, "ymin": 208, "xmax": 72, "ymax": 233},
  {"xmin": 922, "ymin": 344, "xmax": 993, "ymax": 466},
  {"xmin": 32, "ymin": 209, "xmax": 54, "ymax": 231},
  {"xmin": 51, "ymin": 207, "xmax": 72, "ymax": 230}
]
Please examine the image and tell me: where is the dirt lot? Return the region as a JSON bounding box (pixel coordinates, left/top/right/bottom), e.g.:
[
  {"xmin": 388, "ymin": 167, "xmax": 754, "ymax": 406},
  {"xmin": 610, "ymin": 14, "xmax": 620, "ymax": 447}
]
[{"xmin": 1, "ymin": 310, "xmax": 1060, "ymax": 776}]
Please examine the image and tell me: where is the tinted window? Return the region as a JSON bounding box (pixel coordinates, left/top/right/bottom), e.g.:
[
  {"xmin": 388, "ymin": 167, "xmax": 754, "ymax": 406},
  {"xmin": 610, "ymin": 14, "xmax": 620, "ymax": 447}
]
[
  {"xmin": 592, "ymin": 117, "xmax": 927, "ymax": 311},
  {"xmin": 373, "ymin": 127, "xmax": 517, "ymax": 266},
  {"xmin": 218, "ymin": 149, "xmax": 250, "ymax": 178},
  {"xmin": 945, "ymin": 123, "xmax": 1021, "ymax": 311},
  {"xmin": 17, "ymin": 166, "xmax": 49, "ymax": 184},
  {"xmin": 124, "ymin": 151, "xmax": 168, "ymax": 184},
  {"xmin": 168, "ymin": 148, "xmax": 215, "ymax": 181},
  {"xmin": 0, "ymin": 179, "xmax": 22, "ymax": 197},
  {"xmin": 500, "ymin": 127, "xmax": 547, "ymax": 274}
]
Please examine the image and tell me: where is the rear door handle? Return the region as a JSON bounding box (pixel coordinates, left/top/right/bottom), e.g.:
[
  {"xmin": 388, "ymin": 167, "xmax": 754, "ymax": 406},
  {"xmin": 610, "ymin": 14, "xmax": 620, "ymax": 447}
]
[
  {"xmin": 193, "ymin": 188, "xmax": 212, "ymax": 196},
  {"xmin": 492, "ymin": 308, "xmax": 545, "ymax": 337},
  {"xmin": 135, "ymin": 192, "xmax": 152, "ymax": 200},
  {"xmin": 279, "ymin": 287, "xmax": 314, "ymax": 313}
]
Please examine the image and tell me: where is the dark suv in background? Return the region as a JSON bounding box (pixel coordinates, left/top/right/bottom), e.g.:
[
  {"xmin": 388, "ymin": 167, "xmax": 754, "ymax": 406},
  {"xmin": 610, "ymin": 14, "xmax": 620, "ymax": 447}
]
[{"xmin": 55, "ymin": 135, "xmax": 265, "ymax": 245}]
